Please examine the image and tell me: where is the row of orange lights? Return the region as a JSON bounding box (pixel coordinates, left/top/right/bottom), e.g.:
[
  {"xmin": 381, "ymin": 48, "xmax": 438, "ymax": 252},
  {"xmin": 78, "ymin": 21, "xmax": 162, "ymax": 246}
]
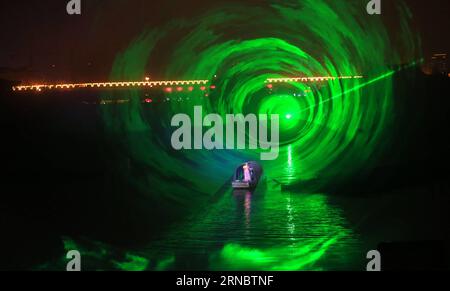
[
  {"xmin": 164, "ymin": 85, "xmax": 216, "ymax": 93},
  {"xmin": 12, "ymin": 76, "xmax": 364, "ymax": 92},
  {"xmin": 265, "ymin": 75, "xmax": 364, "ymax": 84},
  {"xmin": 12, "ymin": 80, "xmax": 210, "ymax": 92}
]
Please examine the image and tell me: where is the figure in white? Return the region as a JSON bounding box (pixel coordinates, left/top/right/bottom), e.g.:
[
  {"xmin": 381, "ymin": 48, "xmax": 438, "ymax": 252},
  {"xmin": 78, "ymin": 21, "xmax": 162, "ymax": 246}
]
[{"xmin": 243, "ymin": 164, "xmax": 252, "ymax": 182}]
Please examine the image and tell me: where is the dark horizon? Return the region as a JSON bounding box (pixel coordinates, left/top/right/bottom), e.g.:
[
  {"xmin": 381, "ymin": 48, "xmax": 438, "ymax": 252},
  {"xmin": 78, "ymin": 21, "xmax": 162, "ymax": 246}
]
[{"xmin": 0, "ymin": 0, "xmax": 449, "ymax": 83}]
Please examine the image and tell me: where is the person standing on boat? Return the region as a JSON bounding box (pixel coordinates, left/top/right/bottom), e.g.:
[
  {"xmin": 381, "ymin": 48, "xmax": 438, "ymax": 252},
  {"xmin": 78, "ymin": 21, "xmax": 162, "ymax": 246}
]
[{"xmin": 243, "ymin": 163, "xmax": 252, "ymax": 182}]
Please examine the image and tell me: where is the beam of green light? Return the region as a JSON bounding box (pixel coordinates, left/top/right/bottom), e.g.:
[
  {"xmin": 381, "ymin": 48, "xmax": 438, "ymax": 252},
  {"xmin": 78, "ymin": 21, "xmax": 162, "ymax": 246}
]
[{"xmin": 299, "ymin": 70, "xmax": 396, "ymax": 113}]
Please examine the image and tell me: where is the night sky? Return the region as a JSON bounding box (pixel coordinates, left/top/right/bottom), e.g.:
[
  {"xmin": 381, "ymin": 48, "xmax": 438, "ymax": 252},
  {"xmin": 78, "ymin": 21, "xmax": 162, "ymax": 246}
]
[{"xmin": 0, "ymin": 0, "xmax": 448, "ymax": 82}]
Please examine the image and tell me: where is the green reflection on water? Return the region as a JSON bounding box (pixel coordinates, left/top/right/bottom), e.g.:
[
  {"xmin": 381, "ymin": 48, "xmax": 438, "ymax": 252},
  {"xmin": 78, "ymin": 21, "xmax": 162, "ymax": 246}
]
[
  {"xmin": 207, "ymin": 191, "xmax": 358, "ymax": 270},
  {"xmin": 35, "ymin": 187, "xmax": 360, "ymax": 271},
  {"xmin": 142, "ymin": 184, "xmax": 360, "ymax": 271}
]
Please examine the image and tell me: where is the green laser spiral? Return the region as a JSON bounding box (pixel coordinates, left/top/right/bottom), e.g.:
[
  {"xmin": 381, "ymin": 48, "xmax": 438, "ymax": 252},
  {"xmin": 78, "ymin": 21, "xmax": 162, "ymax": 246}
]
[{"xmin": 101, "ymin": 0, "xmax": 419, "ymax": 201}]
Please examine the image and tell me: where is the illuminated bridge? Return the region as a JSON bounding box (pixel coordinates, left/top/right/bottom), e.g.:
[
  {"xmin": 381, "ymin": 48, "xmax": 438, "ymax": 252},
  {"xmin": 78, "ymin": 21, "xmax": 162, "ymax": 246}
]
[{"xmin": 12, "ymin": 75, "xmax": 364, "ymax": 92}]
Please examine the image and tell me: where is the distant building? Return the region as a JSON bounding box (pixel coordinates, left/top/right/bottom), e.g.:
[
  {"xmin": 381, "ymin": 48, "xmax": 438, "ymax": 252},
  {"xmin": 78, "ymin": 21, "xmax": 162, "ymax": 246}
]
[{"xmin": 429, "ymin": 53, "xmax": 448, "ymax": 76}]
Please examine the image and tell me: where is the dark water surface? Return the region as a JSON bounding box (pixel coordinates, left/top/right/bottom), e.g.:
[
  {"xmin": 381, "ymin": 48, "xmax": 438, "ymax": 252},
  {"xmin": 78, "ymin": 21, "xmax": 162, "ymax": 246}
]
[{"xmin": 143, "ymin": 180, "xmax": 363, "ymax": 271}]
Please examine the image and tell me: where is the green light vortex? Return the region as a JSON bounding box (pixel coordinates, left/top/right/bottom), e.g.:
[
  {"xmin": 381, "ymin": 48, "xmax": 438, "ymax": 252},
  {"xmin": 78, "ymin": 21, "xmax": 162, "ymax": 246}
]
[{"xmin": 102, "ymin": 0, "xmax": 419, "ymax": 201}]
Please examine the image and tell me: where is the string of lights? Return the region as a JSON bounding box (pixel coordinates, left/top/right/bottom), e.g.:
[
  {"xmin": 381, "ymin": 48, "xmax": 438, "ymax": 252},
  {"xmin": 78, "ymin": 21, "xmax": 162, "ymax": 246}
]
[
  {"xmin": 12, "ymin": 80, "xmax": 210, "ymax": 92},
  {"xmin": 12, "ymin": 76, "xmax": 364, "ymax": 92}
]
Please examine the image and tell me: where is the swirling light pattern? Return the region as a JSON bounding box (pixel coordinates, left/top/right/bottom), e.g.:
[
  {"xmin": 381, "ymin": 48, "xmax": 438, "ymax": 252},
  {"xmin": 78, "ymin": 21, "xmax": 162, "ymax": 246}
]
[{"xmin": 101, "ymin": 0, "xmax": 418, "ymax": 202}]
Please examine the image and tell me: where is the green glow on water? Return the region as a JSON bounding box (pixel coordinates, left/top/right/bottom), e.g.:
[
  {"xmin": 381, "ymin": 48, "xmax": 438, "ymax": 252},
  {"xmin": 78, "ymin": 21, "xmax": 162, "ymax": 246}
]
[
  {"xmin": 208, "ymin": 198, "xmax": 345, "ymax": 271},
  {"xmin": 42, "ymin": 189, "xmax": 358, "ymax": 270},
  {"xmin": 154, "ymin": 256, "xmax": 176, "ymax": 271},
  {"xmin": 138, "ymin": 187, "xmax": 361, "ymax": 271},
  {"xmin": 113, "ymin": 254, "xmax": 149, "ymax": 271},
  {"xmin": 214, "ymin": 237, "xmax": 339, "ymax": 271}
]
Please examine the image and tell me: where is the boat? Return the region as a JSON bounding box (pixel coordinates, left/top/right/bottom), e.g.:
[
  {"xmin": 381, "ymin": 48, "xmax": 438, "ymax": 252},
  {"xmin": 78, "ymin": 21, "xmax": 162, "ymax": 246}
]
[{"xmin": 231, "ymin": 161, "xmax": 263, "ymax": 189}]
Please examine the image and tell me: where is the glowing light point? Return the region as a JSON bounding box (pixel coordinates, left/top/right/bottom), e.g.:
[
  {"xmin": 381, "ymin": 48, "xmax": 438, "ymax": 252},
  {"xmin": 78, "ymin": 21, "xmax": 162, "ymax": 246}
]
[{"xmin": 285, "ymin": 114, "xmax": 292, "ymax": 120}]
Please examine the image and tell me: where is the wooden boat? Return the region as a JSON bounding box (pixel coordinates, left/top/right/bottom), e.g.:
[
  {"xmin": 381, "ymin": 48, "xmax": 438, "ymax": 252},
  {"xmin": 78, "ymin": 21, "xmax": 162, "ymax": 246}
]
[{"xmin": 231, "ymin": 161, "xmax": 263, "ymax": 189}]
